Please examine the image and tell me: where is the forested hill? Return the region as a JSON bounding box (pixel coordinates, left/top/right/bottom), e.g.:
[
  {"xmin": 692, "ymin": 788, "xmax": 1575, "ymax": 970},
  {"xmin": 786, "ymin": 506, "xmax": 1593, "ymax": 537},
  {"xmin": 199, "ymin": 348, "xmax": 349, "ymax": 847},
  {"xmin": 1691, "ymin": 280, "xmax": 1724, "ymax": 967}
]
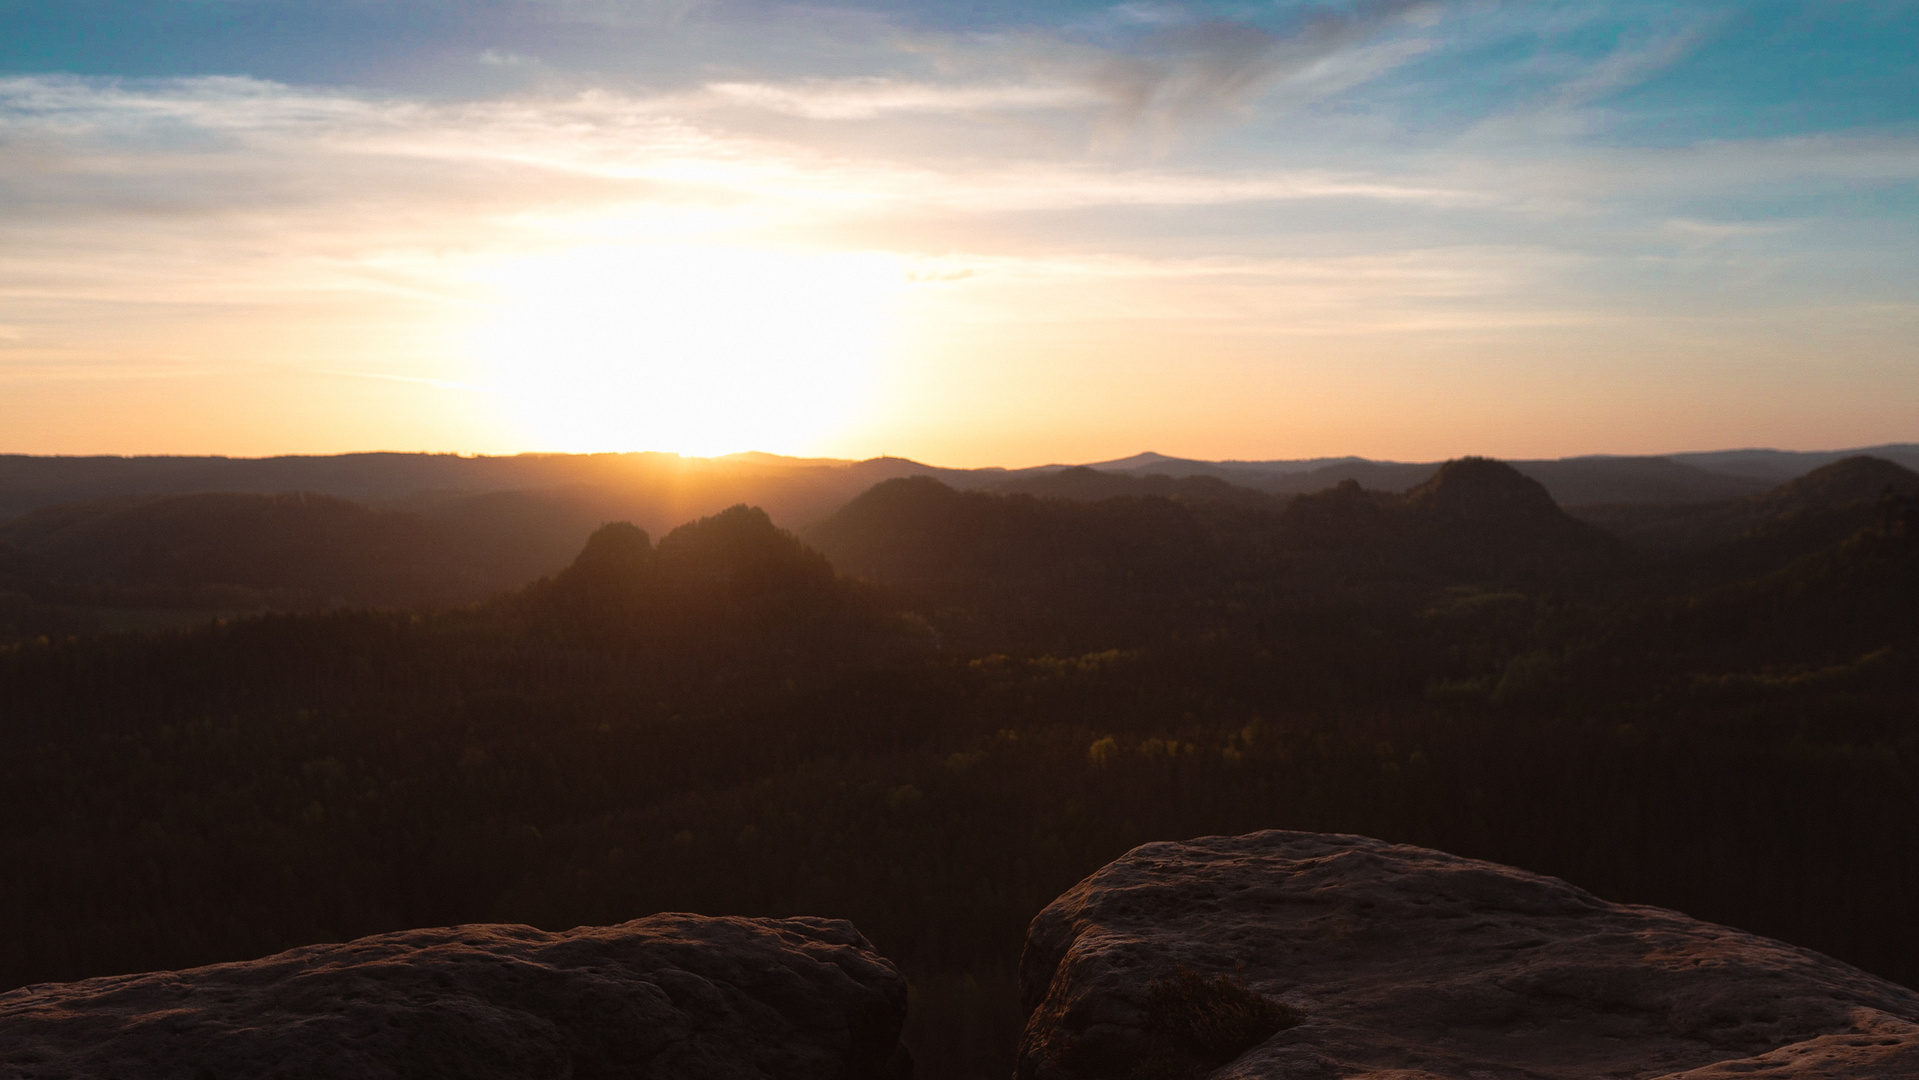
[
  {"xmin": 0, "ymin": 476, "xmax": 1915, "ymax": 1077},
  {"xmin": 806, "ymin": 458, "xmax": 1623, "ymax": 613},
  {"xmin": 1572, "ymin": 454, "xmax": 1919, "ymax": 552}
]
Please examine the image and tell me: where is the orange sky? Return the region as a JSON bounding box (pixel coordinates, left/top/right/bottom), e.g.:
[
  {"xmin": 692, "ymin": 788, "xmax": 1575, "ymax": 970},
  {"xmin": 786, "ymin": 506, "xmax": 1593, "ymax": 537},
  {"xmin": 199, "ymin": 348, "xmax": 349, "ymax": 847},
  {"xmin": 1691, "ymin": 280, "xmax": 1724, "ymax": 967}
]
[{"xmin": 3, "ymin": 4, "xmax": 1916, "ymax": 467}]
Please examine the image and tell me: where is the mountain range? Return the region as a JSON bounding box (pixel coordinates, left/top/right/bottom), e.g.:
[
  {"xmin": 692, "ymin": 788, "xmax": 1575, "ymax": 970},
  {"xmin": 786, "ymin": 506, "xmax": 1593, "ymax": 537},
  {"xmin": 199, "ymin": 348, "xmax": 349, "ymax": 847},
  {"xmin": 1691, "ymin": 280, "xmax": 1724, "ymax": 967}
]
[
  {"xmin": 5, "ymin": 443, "xmax": 1918, "ymax": 525},
  {"xmin": 2, "ymin": 447, "xmax": 1915, "ymax": 643}
]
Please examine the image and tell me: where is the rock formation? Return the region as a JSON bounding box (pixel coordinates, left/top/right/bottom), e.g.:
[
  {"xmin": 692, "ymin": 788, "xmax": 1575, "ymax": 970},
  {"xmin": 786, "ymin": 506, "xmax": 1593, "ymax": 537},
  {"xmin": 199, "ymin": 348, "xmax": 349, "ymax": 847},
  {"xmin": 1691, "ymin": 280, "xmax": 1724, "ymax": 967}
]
[
  {"xmin": 1017, "ymin": 831, "xmax": 1919, "ymax": 1079},
  {"xmin": 0, "ymin": 913, "xmax": 910, "ymax": 1080}
]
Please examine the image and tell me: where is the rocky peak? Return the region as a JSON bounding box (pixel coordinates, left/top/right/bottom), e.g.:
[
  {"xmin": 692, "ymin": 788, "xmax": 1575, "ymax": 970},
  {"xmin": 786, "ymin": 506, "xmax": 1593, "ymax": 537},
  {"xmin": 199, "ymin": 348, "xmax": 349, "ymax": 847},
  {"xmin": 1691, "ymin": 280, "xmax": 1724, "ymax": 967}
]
[{"xmin": 563, "ymin": 520, "xmax": 654, "ymax": 582}]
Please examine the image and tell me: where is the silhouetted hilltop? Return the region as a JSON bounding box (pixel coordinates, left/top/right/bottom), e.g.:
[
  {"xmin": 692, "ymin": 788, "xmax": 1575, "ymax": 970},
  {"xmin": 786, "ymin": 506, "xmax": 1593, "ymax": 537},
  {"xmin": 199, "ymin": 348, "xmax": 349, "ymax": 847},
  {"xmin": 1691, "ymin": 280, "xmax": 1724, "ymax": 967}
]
[
  {"xmin": 562, "ymin": 520, "xmax": 656, "ymax": 585},
  {"xmin": 1404, "ymin": 457, "xmax": 1622, "ymax": 562},
  {"xmin": 1572, "ymin": 455, "xmax": 1919, "ymax": 555},
  {"xmin": 1405, "ymin": 456, "xmax": 1560, "ymax": 520},
  {"xmin": 811, "ymin": 460, "xmax": 1626, "ymax": 625},
  {"xmin": 806, "ymin": 476, "xmax": 1212, "ymax": 589},
  {"xmin": 1270, "ymin": 478, "xmax": 1393, "ymax": 545},
  {"xmin": 523, "ymin": 506, "xmax": 872, "ymax": 648},
  {"xmin": 654, "ymin": 505, "xmax": 838, "ymax": 597},
  {"xmin": 1261, "ymin": 454, "xmax": 1778, "ymax": 504},
  {"xmin": 1271, "ymin": 458, "xmax": 1626, "ymax": 582},
  {"xmin": 1755, "ymin": 454, "xmax": 1919, "ymax": 517},
  {"xmin": 1671, "ymin": 444, "xmax": 1919, "ymax": 483}
]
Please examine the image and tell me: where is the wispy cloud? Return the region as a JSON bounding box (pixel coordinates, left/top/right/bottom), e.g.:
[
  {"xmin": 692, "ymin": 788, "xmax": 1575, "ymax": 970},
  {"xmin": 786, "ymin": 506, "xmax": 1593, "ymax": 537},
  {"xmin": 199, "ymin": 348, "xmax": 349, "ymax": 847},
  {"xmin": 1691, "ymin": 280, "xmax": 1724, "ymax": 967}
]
[
  {"xmin": 1551, "ymin": 16, "xmax": 1721, "ymax": 107},
  {"xmin": 479, "ymin": 49, "xmax": 540, "ymax": 68},
  {"xmin": 703, "ymin": 77, "xmax": 1099, "ymax": 119},
  {"xmin": 1085, "ymin": 0, "xmax": 1439, "ymax": 128}
]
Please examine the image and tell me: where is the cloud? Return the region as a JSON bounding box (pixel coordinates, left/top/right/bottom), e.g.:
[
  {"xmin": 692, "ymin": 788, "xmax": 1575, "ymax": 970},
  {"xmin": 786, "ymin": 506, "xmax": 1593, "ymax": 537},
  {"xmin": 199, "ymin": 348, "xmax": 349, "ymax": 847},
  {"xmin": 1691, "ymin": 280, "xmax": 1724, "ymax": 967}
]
[
  {"xmin": 692, "ymin": 2, "xmax": 1437, "ymax": 128},
  {"xmin": 1083, "ymin": 0, "xmax": 1440, "ymax": 128},
  {"xmin": 0, "ymin": 71, "xmax": 1488, "ymax": 341},
  {"xmin": 479, "ymin": 49, "xmax": 539, "ymax": 67},
  {"xmin": 703, "ymin": 77, "xmax": 1099, "ymax": 119},
  {"xmin": 1, "ymin": 3, "xmax": 1915, "ymax": 417},
  {"xmin": 1550, "ymin": 16, "xmax": 1721, "ymax": 107}
]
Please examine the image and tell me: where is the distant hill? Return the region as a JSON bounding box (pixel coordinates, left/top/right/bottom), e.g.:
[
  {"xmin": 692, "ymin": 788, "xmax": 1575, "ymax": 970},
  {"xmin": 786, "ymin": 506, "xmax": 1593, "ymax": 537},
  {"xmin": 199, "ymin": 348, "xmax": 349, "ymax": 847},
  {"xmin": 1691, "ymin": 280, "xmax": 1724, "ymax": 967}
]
[
  {"xmin": 517, "ymin": 505, "xmax": 875, "ymax": 647},
  {"xmin": 1259, "ymin": 456, "xmax": 1777, "ymax": 504},
  {"xmin": 810, "ymin": 458, "xmax": 1625, "ymax": 604},
  {"xmin": 1001, "ymin": 445, "xmax": 1919, "ymax": 504},
  {"xmin": 0, "ymin": 452, "xmax": 974, "ymax": 530},
  {"xmin": 1275, "ymin": 458, "xmax": 1628, "ymax": 581},
  {"xmin": 1752, "ymin": 455, "xmax": 1919, "ymax": 517},
  {"xmin": 1669, "ymin": 445, "xmax": 1919, "ymax": 483},
  {"xmin": 986, "ymin": 467, "xmax": 1279, "ymax": 508},
  {"xmin": 1572, "ymin": 456, "xmax": 1919, "ymax": 553},
  {"xmin": 804, "ymin": 477, "xmax": 1214, "ymax": 592},
  {"xmin": 6, "ymin": 445, "xmax": 1912, "ymax": 531}
]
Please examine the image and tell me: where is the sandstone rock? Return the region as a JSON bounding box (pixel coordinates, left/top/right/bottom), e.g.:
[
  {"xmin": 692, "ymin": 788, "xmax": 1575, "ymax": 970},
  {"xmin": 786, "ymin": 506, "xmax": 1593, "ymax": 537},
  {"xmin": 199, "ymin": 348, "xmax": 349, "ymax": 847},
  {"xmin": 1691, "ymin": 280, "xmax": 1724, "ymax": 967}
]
[
  {"xmin": 0, "ymin": 913, "xmax": 910, "ymax": 1080},
  {"xmin": 1017, "ymin": 831, "xmax": 1919, "ymax": 1080}
]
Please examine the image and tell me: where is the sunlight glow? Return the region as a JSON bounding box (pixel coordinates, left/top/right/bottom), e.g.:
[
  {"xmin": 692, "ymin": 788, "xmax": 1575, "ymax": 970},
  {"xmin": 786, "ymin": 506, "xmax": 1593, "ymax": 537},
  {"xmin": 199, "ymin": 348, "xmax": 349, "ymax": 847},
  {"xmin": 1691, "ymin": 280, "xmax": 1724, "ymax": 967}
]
[{"xmin": 466, "ymin": 246, "xmax": 904, "ymax": 456}]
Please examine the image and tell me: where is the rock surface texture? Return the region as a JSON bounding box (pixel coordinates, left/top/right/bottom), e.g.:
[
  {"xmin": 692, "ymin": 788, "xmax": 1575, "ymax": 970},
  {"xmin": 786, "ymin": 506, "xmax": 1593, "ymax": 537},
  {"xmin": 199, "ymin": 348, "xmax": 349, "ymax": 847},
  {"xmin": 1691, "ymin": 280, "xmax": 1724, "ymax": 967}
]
[
  {"xmin": 0, "ymin": 914, "xmax": 910, "ymax": 1080},
  {"xmin": 1017, "ymin": 831, "xmax": 1919, "ymax": 1080}
]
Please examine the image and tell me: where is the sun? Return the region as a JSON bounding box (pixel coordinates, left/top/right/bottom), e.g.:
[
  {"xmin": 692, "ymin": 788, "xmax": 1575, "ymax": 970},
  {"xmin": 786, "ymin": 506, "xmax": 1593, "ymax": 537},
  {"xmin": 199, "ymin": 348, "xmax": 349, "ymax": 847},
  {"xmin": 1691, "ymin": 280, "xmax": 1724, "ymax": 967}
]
[{"xmin": 466, "ymin": 246, "xmax": 903, "ymax": 456}]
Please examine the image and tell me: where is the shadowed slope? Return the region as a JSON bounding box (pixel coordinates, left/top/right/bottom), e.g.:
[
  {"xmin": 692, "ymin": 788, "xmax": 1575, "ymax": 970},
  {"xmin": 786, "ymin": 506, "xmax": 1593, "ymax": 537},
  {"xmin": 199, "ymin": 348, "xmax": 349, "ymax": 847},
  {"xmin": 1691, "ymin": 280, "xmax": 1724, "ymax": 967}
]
[{"xmin": 1572, "ymin": 455, "xmax": 1919, "ymax": 558}]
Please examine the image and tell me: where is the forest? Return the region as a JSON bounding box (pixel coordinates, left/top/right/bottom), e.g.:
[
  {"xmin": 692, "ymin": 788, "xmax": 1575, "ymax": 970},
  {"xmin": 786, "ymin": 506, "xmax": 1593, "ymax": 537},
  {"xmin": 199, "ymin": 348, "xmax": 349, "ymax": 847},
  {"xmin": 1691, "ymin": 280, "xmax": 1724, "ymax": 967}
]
[{"xmin": 0, "ymin": 456, "xmax": 1915, "ymax": 1079}]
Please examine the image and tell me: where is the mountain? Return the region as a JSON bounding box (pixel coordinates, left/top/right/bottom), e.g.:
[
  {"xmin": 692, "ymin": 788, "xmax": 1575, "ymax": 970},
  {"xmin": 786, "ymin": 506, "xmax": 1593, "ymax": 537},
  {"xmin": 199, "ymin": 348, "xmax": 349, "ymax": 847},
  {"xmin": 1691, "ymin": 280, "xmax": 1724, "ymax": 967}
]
[
  {"xmin": 1061, "ymin": 451, "xmax": 1360, "ymax": 481},
  {"xmin": 518, "ymin": 505, "xmax": 885, "ymax": 654},
  {"xmin": 1670, "ymin": 444, "xmax": 1919, "ymax": 483},
  {"xmin": 1277, "ymin": 457, "xmax": 1628, "ymax": 582},
  {"xmin": 1260, "ymin": 455, "xmax": 1779, "ymax": 504},
  {"xmin": 9, "ymin": 445, "xmax": 1910, "ymax": 531},
  {"xmin": 810, "ymin": 458, "xmax": 1626, "ymax": 617},
  {"xmin": 0, "ymin": 452, "xmax": 975, "ymax": 531},
  {"xmin": 804, "ymin": 476, "xmax": 1215, "ymax": 592},
  {"xmin": 1752, "ymin": 454, "xmax": 1919, "ymax": 517},
  {"xmin": 1571, "ymin": 455, "xmax": 1919, "ymax": 553}
]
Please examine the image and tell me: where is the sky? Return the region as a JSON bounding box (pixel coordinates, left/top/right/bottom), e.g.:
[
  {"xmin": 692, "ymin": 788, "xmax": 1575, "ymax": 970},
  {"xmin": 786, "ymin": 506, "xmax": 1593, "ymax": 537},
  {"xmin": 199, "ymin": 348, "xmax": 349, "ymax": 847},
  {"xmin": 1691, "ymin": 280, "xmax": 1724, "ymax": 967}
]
[{"xmin": 1, "ymin": 0, "xmax": 1915, "ymax": 466}]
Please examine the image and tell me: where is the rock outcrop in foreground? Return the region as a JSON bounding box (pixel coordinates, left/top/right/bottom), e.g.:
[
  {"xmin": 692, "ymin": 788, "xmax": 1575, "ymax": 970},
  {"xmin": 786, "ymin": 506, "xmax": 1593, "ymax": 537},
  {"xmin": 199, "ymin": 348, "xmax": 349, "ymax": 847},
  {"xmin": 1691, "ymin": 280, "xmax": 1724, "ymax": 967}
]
[
  {"xmin": 1018, "ymin": 831, "xmax": 1919, "ymax": 1079},
  {"xmin": 0, "ymin": 914, "xmax": 909, "ymax": 1080}
]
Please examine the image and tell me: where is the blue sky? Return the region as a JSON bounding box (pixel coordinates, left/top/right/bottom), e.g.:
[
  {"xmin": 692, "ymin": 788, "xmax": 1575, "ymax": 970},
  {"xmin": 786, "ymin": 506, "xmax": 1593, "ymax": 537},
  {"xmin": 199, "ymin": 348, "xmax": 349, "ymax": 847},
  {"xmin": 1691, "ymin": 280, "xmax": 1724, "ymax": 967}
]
[{"xmin": 0, "ymin": 1, "xmax": 1915, "ymax": 461}]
